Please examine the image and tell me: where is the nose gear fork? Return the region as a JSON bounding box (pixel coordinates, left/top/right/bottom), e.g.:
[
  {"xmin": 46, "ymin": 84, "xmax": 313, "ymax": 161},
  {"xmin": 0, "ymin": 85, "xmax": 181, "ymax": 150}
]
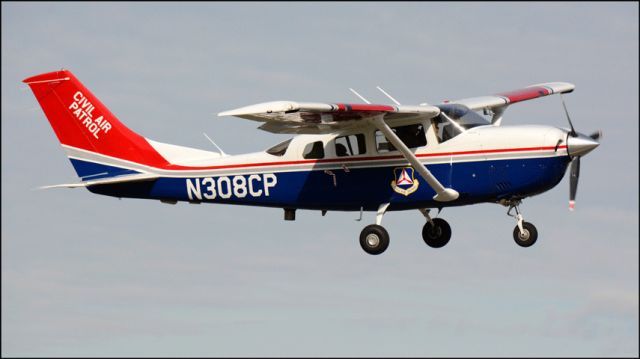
[
  {"xmin": 507, "ymin": 201, "xmax": 525, "ymax": 236},
  {"xmin": 503, "ymin": 200, "xmax": 538, "ymax": 247}
]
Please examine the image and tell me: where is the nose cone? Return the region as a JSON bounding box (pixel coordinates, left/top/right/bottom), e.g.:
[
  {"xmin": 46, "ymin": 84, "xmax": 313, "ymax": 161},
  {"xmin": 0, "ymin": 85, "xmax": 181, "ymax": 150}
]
[{"xmin": 567, "ymin": 133, "xmax": 599, "ymax": 157}]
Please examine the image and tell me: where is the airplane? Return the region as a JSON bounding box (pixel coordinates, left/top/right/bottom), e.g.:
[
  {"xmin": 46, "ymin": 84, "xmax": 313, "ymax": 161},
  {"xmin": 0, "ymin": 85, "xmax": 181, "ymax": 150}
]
[{"xmin": 23, "ymin": 69, "xmax": 601, "ymax": 255}]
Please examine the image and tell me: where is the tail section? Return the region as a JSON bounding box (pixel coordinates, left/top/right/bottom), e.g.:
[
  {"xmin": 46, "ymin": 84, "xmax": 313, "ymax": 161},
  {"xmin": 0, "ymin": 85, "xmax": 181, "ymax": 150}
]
[{"xmin": 23, "ymin": 69, "xmax": 168, "ymax": 179}]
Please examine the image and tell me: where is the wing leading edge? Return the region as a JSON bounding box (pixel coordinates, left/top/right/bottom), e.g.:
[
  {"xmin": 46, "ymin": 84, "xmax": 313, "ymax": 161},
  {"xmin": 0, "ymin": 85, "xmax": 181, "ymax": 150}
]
[{"xmin": 448, "ymin": 82, "xmax": 575, "ymax": 111}]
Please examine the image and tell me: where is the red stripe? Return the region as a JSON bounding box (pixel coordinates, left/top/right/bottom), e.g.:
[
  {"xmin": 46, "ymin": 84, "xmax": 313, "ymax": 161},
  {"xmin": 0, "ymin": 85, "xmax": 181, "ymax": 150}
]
[
  {"xmin": 334, "ymin": 103, "xmax": 395, "ymax": 112},
  {"xmin": 160, "ymin": 145, "xmax": 567, "ymax": 171},
  {"xmin": 416, "ymin": 145, "xmax": 564, "ymax": 157},
  {"xmin": 497, "ymin": 86, "xmax": 550, "ymax": 104},
  {"xmin": 348, "ymin": 104, "xmax": 395, "ymax": 112}
]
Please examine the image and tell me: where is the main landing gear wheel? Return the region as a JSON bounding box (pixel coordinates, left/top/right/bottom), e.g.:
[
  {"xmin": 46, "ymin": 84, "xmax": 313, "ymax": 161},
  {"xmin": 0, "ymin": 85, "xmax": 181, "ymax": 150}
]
[
  {"xmin": 513, "ymin": 221, "xmax": 538, "ymax": 247},
  {"xmin": 359, "ymin": 224, "xmax": 390, "ymax": 255},
  {"xmin": 422, "ymin": 218, "xmax": 452, "ymax": 248}
]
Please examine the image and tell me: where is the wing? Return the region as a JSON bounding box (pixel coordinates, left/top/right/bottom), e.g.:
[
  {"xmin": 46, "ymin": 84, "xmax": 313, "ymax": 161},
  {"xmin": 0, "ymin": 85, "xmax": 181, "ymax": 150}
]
[
  {"xmin": 447, "ymin": 82, "xmax": 575, "ymax": 111},
  {"xmin": 218, "ymin": 101, "xmax": 440, "ymax": 134}
]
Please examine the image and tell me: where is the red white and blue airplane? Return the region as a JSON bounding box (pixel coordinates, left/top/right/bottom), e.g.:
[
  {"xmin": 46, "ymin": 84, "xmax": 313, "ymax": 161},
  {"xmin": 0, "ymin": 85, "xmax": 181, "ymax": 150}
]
[{"xmin": 24, "ymin": 69, "xmax": 600, "ymax": 255}]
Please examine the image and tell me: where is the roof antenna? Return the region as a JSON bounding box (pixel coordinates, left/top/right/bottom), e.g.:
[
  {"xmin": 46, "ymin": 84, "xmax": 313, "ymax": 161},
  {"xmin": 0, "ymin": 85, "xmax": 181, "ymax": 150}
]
[
  {"xmin": 376, "ymin": 86, "xmax": 401, "ymax": 105},
  {"xmin": 203, "ymin": 132, "xmax": 227, "ymax": 156},
  {"xmin": 349, "ymin": 88, "xmax": 371, "ymax": 104}
]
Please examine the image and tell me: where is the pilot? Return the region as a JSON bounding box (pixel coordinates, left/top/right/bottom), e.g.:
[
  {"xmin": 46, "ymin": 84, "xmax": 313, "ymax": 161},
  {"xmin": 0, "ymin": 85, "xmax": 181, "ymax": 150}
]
[
  {"xmin": 395, "ymin": 125, "xmax": 424, "ymax": 148},
  {"xmin": 304, "ymin": 141, "xmax": 324, "ymax": 159},
  {"xmin": 336, "ymin": 143, "xmax": 348, "ymax": 157}
]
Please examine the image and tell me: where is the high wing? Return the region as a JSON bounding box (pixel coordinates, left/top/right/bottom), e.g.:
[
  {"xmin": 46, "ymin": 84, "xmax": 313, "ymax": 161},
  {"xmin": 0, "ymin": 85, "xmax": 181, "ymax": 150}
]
[
  {"xmin": 218, "ymin": 101, "xmax": 440, "ymax": 134},
  {"xmin": 447, "ymin": 82, "xmax": 575, "ymax": 125}
]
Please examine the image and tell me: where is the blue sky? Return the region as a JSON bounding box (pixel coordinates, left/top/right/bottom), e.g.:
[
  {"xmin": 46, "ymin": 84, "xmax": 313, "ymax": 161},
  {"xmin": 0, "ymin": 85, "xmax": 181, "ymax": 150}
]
[{"xmin": 2, "ymin": 2, "xmax": 638, "ymax": 357}]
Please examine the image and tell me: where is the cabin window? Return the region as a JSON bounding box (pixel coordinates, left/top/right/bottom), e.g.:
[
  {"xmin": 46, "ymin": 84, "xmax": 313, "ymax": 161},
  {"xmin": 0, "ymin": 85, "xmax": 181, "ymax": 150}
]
[
  {"xmin": 266, "ymin": 138, "xmax": 292, "ymax": 156},
  {"xmin": 375, "ymin": 123, "xmax": 427, "ymax": 153},
  {"xmin": 335, "ymin": 134, "xmax": 366, "ymax": 157},
  {"xmin": 303, "ymin": 141, "xmax": 325, "ymax": 159}
]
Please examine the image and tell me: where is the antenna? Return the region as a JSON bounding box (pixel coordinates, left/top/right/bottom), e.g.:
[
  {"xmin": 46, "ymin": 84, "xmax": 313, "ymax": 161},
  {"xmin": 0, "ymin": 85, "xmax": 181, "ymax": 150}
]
[
  {"xmin": 203, "ymin": 132, "xmax": 227, "ymax": 156},
  {"xmin": 376, "ymin": 86, "xmax": 401, "ymax": 106},
  {"xmin": 349, "ymin": 88, "xmax": 371, "ymax": 104}
]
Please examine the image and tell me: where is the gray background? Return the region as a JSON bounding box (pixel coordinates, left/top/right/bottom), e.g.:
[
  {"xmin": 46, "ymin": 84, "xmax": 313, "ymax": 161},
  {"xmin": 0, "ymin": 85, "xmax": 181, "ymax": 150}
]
[{"xmin": 2, "ymin": 2, "xmax": 638, "ymax": 357}]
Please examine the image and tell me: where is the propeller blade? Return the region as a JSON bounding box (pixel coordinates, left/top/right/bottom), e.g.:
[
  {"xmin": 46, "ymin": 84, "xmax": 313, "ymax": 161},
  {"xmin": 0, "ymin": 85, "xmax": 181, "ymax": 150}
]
[
  {"xmin": 560, "ymin": 94, "xmax": 577, "ymax": 137},
  {"xmin": 589, "ymin": 130, "xmax": 602, "ymax": 141},
  {"xmin": 569, "ymin": 157, "xmax": 580, "ymax": 211}
]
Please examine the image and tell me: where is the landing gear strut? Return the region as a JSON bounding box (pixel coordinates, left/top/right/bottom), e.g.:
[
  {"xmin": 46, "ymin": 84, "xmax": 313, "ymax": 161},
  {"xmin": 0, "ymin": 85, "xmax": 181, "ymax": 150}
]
[{"xmin": 506, "ymin": 201, "xmax": 538, "ymax": 247}]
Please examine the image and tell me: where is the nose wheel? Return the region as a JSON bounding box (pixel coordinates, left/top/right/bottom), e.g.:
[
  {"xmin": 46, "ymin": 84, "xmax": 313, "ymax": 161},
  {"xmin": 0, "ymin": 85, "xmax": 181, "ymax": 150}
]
[
  {"xmin": 506, "ymin": 200, "xmax": 538, "ymax": 247},
  {"xmin": 512, "ymin": 221, "xmax": 538, "ymax": 247}
]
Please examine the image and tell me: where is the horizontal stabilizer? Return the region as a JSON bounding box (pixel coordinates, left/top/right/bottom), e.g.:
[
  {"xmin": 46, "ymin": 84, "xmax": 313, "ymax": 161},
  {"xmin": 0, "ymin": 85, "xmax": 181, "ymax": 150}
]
[{"xmin": 38, "ymin": 173, "xmax": 158, "ymax": 190}]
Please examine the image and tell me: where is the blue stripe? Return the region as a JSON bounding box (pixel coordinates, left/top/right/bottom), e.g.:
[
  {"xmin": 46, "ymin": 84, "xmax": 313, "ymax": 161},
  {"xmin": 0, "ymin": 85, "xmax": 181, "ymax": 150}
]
[
  {"xmin": 86, "ymin": 156, "xmax": 571, "ymax": 211},
  {"xmin": 69, "ymin": 158, "xmax": 139, "ymax": 180}
]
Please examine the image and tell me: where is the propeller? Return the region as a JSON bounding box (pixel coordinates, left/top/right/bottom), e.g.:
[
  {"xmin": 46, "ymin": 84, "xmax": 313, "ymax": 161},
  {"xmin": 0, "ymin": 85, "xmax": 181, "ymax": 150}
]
[
  {"xmin": 589, "ymin": 130, "xmax": 602, "ymax": 141},
  {"xmin": 560, "ymin": 94, "xmax": 577, "ymax": 137},
  {"xmin": 561, "ymin": 95, "xmax": 601, "ymax": 211},
  {"xmin": 569, "ymin": 157, "xmax": 580, "ymax": 211}
]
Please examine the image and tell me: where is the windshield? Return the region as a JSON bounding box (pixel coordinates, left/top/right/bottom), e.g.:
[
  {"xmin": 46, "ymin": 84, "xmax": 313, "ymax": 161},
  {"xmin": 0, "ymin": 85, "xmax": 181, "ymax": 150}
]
[
  {"xmin": 434, "ymin": 104, "xmax": 490, "ymax": 142},
  {"xmin": 266, "ymin": 138, "xmax": 292, "ymax": 156}
]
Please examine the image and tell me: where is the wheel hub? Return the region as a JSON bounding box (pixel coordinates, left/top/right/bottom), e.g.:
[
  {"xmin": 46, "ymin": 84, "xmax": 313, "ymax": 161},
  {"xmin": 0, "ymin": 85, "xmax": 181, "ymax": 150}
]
[
  {"xmin": 518, "ymin": 229, "xmax": 530, "ymax": 241},
  {"xmin": 427, "ymin": 226, "xmax": 442, "ymax": 239},
  {"xmin": 365, "ymin": 233, "xmax": 380, "ymax": 247}
]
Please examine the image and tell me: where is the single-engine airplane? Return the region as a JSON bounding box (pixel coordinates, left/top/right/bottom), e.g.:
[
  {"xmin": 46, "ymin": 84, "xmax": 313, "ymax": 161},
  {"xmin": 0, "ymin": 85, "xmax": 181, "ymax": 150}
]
[{"xmin": 24, "ymin": 69, "xmax": 600, "ymax": 254}]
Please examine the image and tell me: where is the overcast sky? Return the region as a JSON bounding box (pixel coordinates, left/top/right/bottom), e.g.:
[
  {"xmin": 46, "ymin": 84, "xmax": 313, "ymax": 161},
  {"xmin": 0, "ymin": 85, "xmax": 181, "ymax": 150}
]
[{"xmin": 2, "ymin": 2, "xmax": 638, "ymax": 357}]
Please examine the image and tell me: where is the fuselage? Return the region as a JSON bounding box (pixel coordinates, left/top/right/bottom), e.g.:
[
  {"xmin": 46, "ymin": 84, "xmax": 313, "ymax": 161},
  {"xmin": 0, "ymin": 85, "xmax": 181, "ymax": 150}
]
[{"xmin": 82, "ymin": 122, "xmax": 572, "ymax": 212}]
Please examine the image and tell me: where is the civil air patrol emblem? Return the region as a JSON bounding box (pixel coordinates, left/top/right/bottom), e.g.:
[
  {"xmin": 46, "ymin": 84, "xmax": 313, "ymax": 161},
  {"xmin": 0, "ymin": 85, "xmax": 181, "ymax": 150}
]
[{"xmin": 391, "ymin": 167, "xmax": 419, "ymax": 196}]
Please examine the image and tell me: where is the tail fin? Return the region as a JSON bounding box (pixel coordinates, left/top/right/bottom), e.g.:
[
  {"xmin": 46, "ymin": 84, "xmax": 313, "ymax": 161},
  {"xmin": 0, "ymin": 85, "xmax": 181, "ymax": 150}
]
[{"xmin": 23, "ymin": 69, "xmax": 168, "ymax": 179}]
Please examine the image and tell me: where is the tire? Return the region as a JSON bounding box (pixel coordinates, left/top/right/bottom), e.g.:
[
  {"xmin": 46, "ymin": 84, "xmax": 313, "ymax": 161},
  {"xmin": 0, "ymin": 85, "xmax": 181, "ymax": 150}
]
[
  {"xmin": 359, "ymin": 224, "xmax": 390, "ymax": 255},
  {"xmin": 513, "ymin": 221, "xmax": 538, "ymax": 247},
  {"xmin": 422, "ymin": 218, "xmax": 452, "ymax": 248}
]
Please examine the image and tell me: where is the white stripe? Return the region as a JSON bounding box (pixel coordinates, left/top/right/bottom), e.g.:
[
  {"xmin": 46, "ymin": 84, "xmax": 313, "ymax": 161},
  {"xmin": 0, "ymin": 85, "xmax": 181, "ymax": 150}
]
[
  {"xmin": 80, "ymin": 172, "xmax": 109, "ymax": 179},
  {"xmin": 24, "ymin": 77, "xmax": 70, "ymax": 84}
]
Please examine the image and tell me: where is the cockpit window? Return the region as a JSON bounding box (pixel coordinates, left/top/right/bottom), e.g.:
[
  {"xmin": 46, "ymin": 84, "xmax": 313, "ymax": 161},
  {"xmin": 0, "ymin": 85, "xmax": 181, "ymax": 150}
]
[
  {"xmin": 266, "ymin": 138, "xmax": 292, "ymax": 156},
  {"xmin": 434, "ymin": 104, "xmax": 490, "ymax": 143},
  {"xmin": 376, "ymin": 123, "xmax": 427, "ymax": 153}
]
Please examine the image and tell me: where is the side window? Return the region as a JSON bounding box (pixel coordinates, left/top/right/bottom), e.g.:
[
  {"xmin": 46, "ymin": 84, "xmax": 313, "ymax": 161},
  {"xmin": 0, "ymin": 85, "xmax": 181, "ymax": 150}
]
[
  {"xmin": 433, "ymin": 118, "xmax": 461, "ymax": 143},
  {"xmin": 303, "ymin": 141, "xmax": 325, "ymax": 159},
  {"xmin": 335, "ymin": 134, "xmax": 366, "ymax": 157},
  {"xmin": 376, "ymin": 123, "xmax": 426, "ymax": 153},
  {"xmin": 266, "ymin": 138, "xmax": 292, "ymax": 156},
  {"xmin": 375, "ymin": 131, "xmax": 395, "ymax": 152}
]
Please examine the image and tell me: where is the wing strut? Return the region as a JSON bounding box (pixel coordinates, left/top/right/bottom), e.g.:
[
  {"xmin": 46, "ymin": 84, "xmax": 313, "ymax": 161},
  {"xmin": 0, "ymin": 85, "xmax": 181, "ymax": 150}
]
[{"xmin": 370, "ymin": 116, "xmax": 459, "ymax": 202}]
